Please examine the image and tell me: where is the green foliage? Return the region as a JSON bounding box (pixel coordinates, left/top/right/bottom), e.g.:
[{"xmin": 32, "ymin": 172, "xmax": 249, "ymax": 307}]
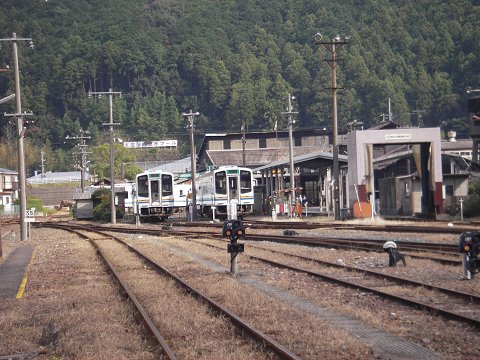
[
  {"xmin": 13, "ymin": 195, "xmax": 45, "ymax": 213},
  {"xmin": 90, "ymin": 143, "xmax": 141, "ymax": 180},
  {"xmin": 0, "ymin": 0, "xmax": 479, "ymax": 174},
  {"xmin": 91, "ymin": 188, "xmax": 123, "ymax": 222},
  {"xmin": 27, "ymin": 196, "xmax": 44, "ymax": 212},
  {"xmin": 464, "ymin": 180, "xmax": 480, "ymax": 218}
]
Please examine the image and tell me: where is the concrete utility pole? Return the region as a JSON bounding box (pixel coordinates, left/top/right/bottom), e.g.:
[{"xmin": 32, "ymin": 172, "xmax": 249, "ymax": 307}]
[
  {"xmin": 1, "ymin": 33, "xmax": 34, "ymax": 241},
  {"xmin": 282, "ymin": 94, "xmax": 298, "ymax": 211},
  {"xmin": 183, "ymin": 110, "xmax": 200, "ymax": 221},
  {"xmin": 40, "ymin": 151, "xmax": 46, "ymax": 176},
  {"xmin": 411, "ymin": 108, "xmax": 426, "ymax": 127},
  {"xmin": 89, "ymin": 88, "xmax": 121, "ymax": 224},
  {"xmin": 314, "ymin": 32, "xmax": 350, "ymax": 220},
  {"xmin": 241, "ymin": 123, "xmax": 246, "ymax": 167},
  {"xmin": 65, "ymin": 129, "xmax": 91, "ymax": 192}
]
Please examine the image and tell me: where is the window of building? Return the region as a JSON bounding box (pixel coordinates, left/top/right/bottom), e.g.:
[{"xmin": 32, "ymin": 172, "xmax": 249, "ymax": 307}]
[
  {"xmin": 223, "ymin": 139, "xmax": 231, "ymax": 149},
  {"xmin": 294, "ymin": 137, "xmax": 302, "ymax": 146},
  {"xmin": 259, "ymin": 138, "xmax": 267, "ymax": 148},
  {"xmin": 445, "ymin": 185, "xmax": 454, "ymax": 196}
]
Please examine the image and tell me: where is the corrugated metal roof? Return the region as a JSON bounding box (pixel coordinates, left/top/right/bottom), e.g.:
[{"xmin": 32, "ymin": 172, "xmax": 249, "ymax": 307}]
[
  {"xmin": 148, "ymin": 157, "xmax": 191, "ymax": 174},
  {"xmin": 206, "ymin": 146, "xmax": 331, "ymax": 169},
  {"xmin": 254, "ymin": 149, "xmax": 347, "ymax": 172},
  {"xmin": 0, "ymin": 167, "xmax": 17, "ymax": 174}
]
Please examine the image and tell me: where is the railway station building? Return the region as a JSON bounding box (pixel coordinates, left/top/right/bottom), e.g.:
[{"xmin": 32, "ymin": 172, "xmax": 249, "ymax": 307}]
[{"xmin": 193, "ymin": 122, "xmax": 478, "ymax": 219}]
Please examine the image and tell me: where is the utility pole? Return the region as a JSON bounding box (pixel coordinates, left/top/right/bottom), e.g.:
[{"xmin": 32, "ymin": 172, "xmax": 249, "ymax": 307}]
[
  {"xmin": 40, "ymin": 150, "xmax": 46, "ymax": 176},
  {"xmin": 282, "ymin": 94, "xmax": 298, "ymax": 211},
  {"xmin": 314, "ymin": 33, "xmax": 350, "ymax": 220},
  {"xmin": 183, "ymin": 110, "xmax": 200, "ymax": 221},
  {"xmin": 241, "ymin": 123, "xmax": 246, "ymax": 167},
  {"xmin": 65, "ymin": 129, "xmax": 91, "ymax": 192},
  {"xmin": 411, "ymin": 108, "xmax": 426, "ymax": 127},
  {"xmin": 89, "ymin": 88, "xmax": 121, "ymax": 224},
  {"xmin": 346, "ymin": 119, "xmax": 364, "ymax": 132},
  {"xmin": 380, "ymin": 98, "xmax": 394, "ymax": 123},
  {"xmin": 388, "ymin": 97, "xmax": 393, "ymax": 122},
  {"xmin": 1, "ymin": 33, "xmax": 34, "ymax": 241}
]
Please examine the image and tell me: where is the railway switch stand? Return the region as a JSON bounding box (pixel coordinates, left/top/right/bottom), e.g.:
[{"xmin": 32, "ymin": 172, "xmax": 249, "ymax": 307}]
[
  {"xmin": 459, "ymin": 232, "xmax": 480, "ymax": 279},
  {"xmin": 223, "ymin": 219, "xmax": 245, "ymax": 275},
  {"xmin": 383, "ymin": 241, "xmax": 406, "ymax": 267}
]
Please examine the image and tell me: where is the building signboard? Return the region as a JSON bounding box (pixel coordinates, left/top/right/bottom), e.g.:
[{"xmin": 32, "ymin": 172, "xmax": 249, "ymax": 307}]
[
  {"xmin": 123, "ymin": 140, "xmax": 177, "ymax": 148},
  {"xmin": 384, "ymin": 134, "xmax": 412, "ymax": 141}
]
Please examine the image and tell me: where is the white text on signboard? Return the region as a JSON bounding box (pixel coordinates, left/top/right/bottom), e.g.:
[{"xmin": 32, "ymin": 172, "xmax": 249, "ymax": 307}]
[
  {"xmin": 384, "ymin": 134, "xmax": 412, "ymax": 141},
  {"xmin": 123, "ymin": 140, "xmax": 178, "ymax": 148}
]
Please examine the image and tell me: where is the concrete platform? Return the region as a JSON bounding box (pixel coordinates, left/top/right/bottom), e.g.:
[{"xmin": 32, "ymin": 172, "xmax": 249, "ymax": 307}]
[{"xmin": 0, "ymin": 245, "xmax": 34, "ymax": 298}]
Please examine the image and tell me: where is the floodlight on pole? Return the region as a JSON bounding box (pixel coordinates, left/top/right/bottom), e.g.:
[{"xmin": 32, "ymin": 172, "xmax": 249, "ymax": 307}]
[
  {"xmin": 282, "ymin": 94, "xmax": 298, "ymax": 211},
  {"xmin": 314, "ymin": 32, "xmax": 350, "ymax": 220},
  {"xmin": 1, "ymin": 33, "xmax": 33, "ymax": 241},
  {"xmin": 89, "ymin": 88, "xmax": 121, "ymax": 224},
  {"xmin": 182, "ymin": 110, "xmax": 200, "ymax": 222}
]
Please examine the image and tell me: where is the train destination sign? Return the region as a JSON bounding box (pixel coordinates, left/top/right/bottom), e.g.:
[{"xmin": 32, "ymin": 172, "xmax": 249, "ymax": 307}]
[{"xmin": 123, "ymin": 140, "xmax": 177, "ymax": 148}]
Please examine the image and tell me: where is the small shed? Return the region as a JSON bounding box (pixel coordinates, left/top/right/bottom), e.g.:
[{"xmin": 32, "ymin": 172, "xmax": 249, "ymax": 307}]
[{"xmin": 73, "ymin": 190, "xmax": 94, "ymax": 219}]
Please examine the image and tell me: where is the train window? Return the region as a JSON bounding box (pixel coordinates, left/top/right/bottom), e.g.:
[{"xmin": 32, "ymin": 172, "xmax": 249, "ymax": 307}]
[
  {"xmin": 240, "ymin": 170, "xmax": 251, "ymax": 193},
  {"xmin": 162, "ymin": 174, "xmax": 173, "ymax": 196},
  {"xmin": 137, "ymin": 175, "xmax": 149, "ymax": 197},
  {"xmin": 229, "ymin": 177, "xmax": 238, "ymax": 189},
  {"xmin": 151, "ymin": 180, "xmax": 159, "ymax": 199},
  {"xmin": 215, "ymin": 171, "xmax": 227, "ymax": 194}
]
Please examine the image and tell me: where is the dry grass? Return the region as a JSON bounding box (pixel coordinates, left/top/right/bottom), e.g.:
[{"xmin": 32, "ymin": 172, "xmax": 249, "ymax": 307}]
[
  {"xmin": 0, "ymin": 228, "xmax": 159, "ymax": 359},
  {"xmin": 126, "ymin": 232, "xmax": 480, "ymax": 359},
  {"xmin": 95, "ymin": 237, "xmax": 274, "ymax": 360},
  {"xmin": 4, "ymin": 223, "xmax": 479, "ymax": 359},
  {"xmin": 125, "ymin": 234, "xmax": 375, "ymax": 359}
]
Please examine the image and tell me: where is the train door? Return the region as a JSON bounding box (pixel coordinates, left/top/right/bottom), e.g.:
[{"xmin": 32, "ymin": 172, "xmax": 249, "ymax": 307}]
[
  {"xmin": 227, "ymin": 175, "xmax": 239, "ymax": 203},
  {"xmin": 150, "ymin": 179, "xmax": 160, "ymax": 204}
]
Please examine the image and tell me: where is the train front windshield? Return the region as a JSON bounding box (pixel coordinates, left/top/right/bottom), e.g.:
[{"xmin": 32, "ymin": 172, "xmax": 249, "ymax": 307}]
[
  {"xmin": 162, "ymin": 174, "xmax": 173, "ymax": 195},
  {"xmin": 215, "ymin": 171, "xmax": 227, "ymax": 194},
  {"xmin": 137, "ymin": 175, "xmax": 149, "ymax": 197},
  {"xmin": 240, "ymin": 170, "xmax": 251, "ymax": 193}
]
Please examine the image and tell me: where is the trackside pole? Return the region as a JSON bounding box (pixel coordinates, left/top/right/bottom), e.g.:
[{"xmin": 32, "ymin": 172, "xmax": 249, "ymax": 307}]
[
  {"xmin": 462, "ymin": 254, "xmax": 472, "ymax": 280},
  {"xmin": 228, "ymin": 199, "xmax": 238, "ymax": 220}
]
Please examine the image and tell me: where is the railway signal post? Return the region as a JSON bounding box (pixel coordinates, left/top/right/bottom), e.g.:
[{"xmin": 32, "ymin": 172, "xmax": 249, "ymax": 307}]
[
  {"xmin": 223, "ymin": 219, "xmax": 245, "ymax": 275},
  {"xmin": 459, "ymin": 232, "xmax": 480, "ymax": 280}
]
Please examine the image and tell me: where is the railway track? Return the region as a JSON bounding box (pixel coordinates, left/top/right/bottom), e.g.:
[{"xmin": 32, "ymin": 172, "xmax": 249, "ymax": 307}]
[
  {"xmin": 38, "ymin": 221, "xmax": 460, "ymax": 265},
  {"xmin": 39, "ymin": 222, "xmax": 480, "ymax": 329},
  {"xmin": 182, "ymin": 237, "xmax": 480, "ymax": 329},
  {"xmin": 171, "ymin": 219, "xmax": 479, "ymax": 235},
  {"xmin": 46, "ymin": 223, "xmax": 301, "ymax": 360}
]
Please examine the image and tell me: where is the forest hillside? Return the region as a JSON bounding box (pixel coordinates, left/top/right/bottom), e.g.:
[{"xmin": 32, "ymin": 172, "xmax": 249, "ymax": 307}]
[{"xmin": 0, "ymin": 0, "xmax": 478, "ymax": 175}]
